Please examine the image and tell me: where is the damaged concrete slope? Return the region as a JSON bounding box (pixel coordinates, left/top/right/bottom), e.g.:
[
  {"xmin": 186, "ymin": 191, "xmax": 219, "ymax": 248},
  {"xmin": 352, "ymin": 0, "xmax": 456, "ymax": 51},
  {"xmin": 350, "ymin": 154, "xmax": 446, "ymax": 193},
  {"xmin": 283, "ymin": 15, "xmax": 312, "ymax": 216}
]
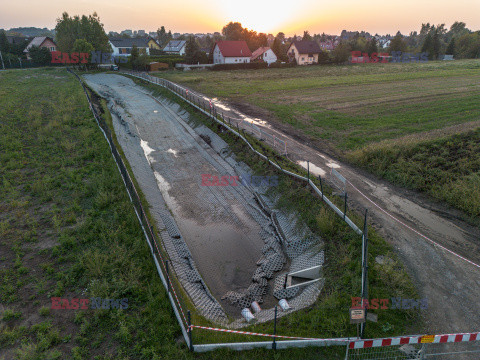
[{"xmin": 83, "ymin": 74, "xmax": 323, "ymax": 326}]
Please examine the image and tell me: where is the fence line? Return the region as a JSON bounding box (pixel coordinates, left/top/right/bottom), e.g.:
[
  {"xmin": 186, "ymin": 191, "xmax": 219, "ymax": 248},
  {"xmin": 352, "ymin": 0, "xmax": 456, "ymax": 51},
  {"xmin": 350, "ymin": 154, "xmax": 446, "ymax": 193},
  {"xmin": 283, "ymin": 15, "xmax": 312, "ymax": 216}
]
[
  {"xmin": 66, "ymin": 68, "xmax": 191, "ymax": 348},
  {"xmin": 122, "ymin": 70, "xmax": 362, "ymax": 236},
  {"xmin": 69, "ymin": 68, "xmax": 479, "ymax": 356}
]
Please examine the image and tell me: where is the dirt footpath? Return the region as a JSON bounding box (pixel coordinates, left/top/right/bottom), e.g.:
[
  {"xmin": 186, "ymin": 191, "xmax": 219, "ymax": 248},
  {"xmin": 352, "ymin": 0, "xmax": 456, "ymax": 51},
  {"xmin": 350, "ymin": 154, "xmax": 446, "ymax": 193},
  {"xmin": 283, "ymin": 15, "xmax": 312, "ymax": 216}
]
[{"xmin": 202, "ymin": 94, "xmax": 480, "ymax": 335}]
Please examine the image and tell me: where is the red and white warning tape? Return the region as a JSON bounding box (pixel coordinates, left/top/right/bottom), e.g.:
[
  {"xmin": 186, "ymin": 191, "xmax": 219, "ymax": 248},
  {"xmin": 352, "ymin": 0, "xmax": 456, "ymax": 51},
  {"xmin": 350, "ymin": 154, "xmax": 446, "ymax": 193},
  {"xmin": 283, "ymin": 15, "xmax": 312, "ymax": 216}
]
[
  {"xmin": 346, "ymin": 179, "xmax": 480, "ymax": 270},
  {"xmin": 349, "ymin": 332, "xmax": 479, "ymax": 349},
  {"xmin": 191, "ymin": 325, "xmax": 347, "ymax": 341}
]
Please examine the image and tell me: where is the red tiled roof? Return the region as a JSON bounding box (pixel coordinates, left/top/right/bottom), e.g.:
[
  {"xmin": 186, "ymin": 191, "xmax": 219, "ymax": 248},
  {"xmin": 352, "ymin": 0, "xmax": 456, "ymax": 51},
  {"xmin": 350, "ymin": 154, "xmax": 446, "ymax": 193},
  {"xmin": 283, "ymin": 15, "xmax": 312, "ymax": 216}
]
[
  {"xmin": 216, "ymin": 41, "xmax": 252, "ymax": 57},
  {"xmin": 251, "ymin": 47, "xmax": 270, "ymax": 60}
]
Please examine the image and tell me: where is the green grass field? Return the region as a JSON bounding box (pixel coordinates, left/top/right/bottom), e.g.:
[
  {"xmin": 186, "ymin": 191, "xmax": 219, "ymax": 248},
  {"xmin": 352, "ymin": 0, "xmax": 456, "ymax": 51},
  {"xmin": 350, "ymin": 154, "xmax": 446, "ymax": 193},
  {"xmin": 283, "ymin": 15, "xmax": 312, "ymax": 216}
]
[
  {"xmin": 157, "ymin": 60, "xmax": 480, "ymax": 219},
  {"xmin": 0, "ymin": 68, "xmax": 421, "ymax": 359}
]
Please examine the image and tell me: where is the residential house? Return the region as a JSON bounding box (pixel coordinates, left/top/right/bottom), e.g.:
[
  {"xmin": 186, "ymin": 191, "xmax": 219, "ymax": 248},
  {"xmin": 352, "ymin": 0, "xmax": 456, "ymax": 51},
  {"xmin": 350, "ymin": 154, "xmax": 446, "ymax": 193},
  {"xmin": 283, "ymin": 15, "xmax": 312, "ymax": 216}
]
[
  {"xmin": 23, "ymin": 37, "xmax": 57, "ymax": 59},
  {"xmin": 251, "ymin": 46, "xmax": 277, "ymax": 65},
  {"xmin": 319, "ymin": 40, "xmax": 336, "ymax": 51},
  {"xmin": 163, "ymin": 40, "xmax": 187, "ymax": 55},
  {"xmin": 109, "ymin": 37, "xmax": 159, "ymax": 56},
  {"xmin": 287, "ymin": 40, "xmax": 321, "ymax": 65},
  {"xmin": 120, "ymin": 30, "xmax": 133, "ymax": 37},
  {"xmin": 7, "ymin": 35, "xmax": 31, "ymax": 46},
  {"xmin": 213, "ymin": 41, "xmax": 252, "ymax": 64}
]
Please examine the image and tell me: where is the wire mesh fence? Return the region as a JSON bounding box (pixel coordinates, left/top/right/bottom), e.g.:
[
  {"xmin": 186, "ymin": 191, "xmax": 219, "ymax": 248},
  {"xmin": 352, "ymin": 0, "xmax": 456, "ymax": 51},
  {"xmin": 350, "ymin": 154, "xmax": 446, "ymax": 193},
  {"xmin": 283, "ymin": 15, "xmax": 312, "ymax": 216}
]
[
  {"xmin": 67, "ymin": 68, "xmax": 192, "ymax": 347},
  {"xmin": 68, "ymin": 68, "xmax": 480, "ymax": 355}
]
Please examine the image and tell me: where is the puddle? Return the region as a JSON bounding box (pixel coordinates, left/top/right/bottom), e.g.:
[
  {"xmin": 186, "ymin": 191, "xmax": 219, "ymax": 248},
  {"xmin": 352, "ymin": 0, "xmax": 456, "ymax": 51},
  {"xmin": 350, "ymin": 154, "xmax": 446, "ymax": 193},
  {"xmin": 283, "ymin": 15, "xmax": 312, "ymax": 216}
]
[
  {"xmin": 167, "ymin": 148, "xmax": 178, "ymax": 157},
  {"xmin": 140, "ymin": 139, "xmax": 156, "ymax": 163},
  {"xmin": 326, "ymin": 161, "xmax": 341, "ymax": 169},
  {"xmin": 297, "ymin": 161, "xmax": 327, "ymax": 177},
  {"xmin": 153, "ymin": 171, "xmax": 181, "ymax": 213}
]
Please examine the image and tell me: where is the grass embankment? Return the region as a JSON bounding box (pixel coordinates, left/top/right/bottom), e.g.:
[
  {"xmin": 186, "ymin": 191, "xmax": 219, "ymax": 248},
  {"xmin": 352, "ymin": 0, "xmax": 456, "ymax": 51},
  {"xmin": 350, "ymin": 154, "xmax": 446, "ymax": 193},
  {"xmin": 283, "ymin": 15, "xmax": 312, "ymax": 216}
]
[
  {"xmin": 0, "ymin": 68, "xmax": 185, "ymax": 359},
  {"xmin": 127, "ymin": 76, "xmax": 422, "ymax": 345},
  {"xmin": 0, "ymin": 67, "xmax": 421, "ymax": 359},
  {"xmin": 156, "ymin": 59, "xmax": 480, "ymax": 221},
  {"xmin": 347, "ymin": 128, "xmax": 480, "ymax": 221}
]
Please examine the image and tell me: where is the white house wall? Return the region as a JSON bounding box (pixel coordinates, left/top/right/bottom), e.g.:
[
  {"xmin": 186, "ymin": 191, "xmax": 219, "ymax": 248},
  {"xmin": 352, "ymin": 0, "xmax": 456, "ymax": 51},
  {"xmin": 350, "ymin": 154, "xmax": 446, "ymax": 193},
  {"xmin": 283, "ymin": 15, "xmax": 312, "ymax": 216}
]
[
  {"xmin": 224, "ymin": 57, "xmax": 250, "ymax": 64},
  {"xmin": 263, "ymin": 49, "xmax": 277, "ymax": 64}
]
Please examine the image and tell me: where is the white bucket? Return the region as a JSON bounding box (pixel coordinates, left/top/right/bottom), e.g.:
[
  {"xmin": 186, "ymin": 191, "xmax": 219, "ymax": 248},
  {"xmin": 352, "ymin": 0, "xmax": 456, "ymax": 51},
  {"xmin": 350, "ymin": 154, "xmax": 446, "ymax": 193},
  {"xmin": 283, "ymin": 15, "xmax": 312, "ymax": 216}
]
[
  {"xmin": 241, "ymin": 308, "xmax": 255, "ymax": 322},
  {"xmin": 279, "ymin": 299, "xmax": 291, "ymax": 311},
  {"xmin": 251, "ymin": 301, "xmax": 262, "ymax": 314}
]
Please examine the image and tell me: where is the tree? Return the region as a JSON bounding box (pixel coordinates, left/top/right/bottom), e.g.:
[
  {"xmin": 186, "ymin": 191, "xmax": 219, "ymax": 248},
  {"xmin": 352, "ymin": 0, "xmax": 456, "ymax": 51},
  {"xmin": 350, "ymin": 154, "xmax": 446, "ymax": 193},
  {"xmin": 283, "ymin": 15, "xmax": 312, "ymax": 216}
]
[
  {"xmin": 332, "ymin": 41, "xmax": 351, "ymax": 63},
  {"xmin": 72, "ymin": 39, "xmax": 94, "ymax": 67},
  {"xmin": 28, "ymin": 45, "xmax": 51, "ymax": 65},
  {"xmin": 156, "ymin": 26, "xmax": 172, "ymax": 46},
  {"xmin": 421, "ymin": 33, "xmax": 434, "ymax": 59},
  {"xmin": 432, "ymin": 29, "xmax": 441, "ymax": 59},
  {"xmin": 389, "ymin": 31, "xmax": 407, "ymax": 53},
  {"xmin": 222, "ymin": 22, "xmax": 243, "ymax": 41},
  {"xmin": 276, "ymin": 32, "xmax": 285, "ymax": 43},
  {"xmin": 446, "ymin": 37, "xmax": 455, "ymax": 55},
  {"xmin": 455, "ymin": 33, "xmax": 480, "ymax": 58},
  {"xmin": 130, "ymin": 44, "xmax": 139, "ymax": 68},
  {"xmin": 185, "ymin": 36, "xmax": 202, "ymax": 64},
  {"xmin": 55, "ymin": 12, "xmax": 111, "ymax": 53},
  {"xmin": 302, "ymin": 31, "xmax": 312, "ymax": 41},
  {"xmin": 367, "ymin": 38, "xmax": 378, "ymax": 54},
  {"xmin": 449, "ymin": 21, "xmax": 468, "ymax": 37},
  {"xmin": 271, "ymin": 37, "xmax": 283, "ymax": 59},
  {"xmin": 0, "ymin": 30, "xmax": 9, "ymax": 53}
]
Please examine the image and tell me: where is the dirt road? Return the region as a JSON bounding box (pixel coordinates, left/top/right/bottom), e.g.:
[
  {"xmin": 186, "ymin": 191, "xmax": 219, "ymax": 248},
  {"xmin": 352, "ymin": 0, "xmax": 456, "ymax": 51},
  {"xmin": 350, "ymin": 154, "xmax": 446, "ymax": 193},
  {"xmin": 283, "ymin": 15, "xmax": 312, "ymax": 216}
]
[{"xmin": 196, "ymin": 92, "xmax": 480, "ymax": 335}]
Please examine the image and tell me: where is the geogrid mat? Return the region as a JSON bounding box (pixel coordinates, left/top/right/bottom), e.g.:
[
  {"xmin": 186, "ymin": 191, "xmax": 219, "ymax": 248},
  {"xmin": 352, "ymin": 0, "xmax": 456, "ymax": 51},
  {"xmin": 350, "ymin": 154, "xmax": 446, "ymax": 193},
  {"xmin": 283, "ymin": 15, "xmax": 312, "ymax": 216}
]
[{"xmin": 83, "ymin": 74, "xmax": 325, "ymax": 327}]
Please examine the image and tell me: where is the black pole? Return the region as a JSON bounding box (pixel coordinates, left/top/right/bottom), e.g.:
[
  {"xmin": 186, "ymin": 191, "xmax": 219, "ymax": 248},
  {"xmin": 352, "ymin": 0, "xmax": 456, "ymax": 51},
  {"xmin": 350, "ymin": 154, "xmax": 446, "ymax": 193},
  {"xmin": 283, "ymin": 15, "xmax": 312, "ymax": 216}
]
[
  {"xmin": 344, "ymin": 192, "xmax": 348, "ymax": 220},
  {"xmin": 166, "ymin": 260, "xmax": 170, "ymax": 293},
  {"xmin": 273, "ymin": 305, "xmax": 278, "ymax": 350},
  {"xmin": 360, "ymin": 209, "xmax": 368, "ymax": 339},
  {"xmin": 150, "ymin": 226, "xmax": 156, "ymax": 252},
  {"xmin": 187, "ymin": 310, "xmax": 193, "ymax": 351}
]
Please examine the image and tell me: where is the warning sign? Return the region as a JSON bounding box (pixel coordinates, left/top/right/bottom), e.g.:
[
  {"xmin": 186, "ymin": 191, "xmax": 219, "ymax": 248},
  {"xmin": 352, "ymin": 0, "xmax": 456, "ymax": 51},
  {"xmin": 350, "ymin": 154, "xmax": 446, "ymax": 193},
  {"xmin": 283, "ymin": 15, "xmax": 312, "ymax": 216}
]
[
  {"xmin": 350, "ymin": 308, "xmax": 366, "ymax": 324},
  {"xmin": 420, "ymin": 335, "xmax": 435, "ymax": 343}
]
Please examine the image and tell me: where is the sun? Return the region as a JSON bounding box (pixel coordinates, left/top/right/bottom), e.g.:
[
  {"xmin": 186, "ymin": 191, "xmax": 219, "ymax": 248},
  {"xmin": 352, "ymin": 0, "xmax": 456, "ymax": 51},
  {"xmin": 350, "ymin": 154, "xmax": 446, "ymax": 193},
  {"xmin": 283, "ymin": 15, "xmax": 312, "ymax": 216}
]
[{"xmin": 220, "ymin": 0, "xmax": 302, "ymax": 34}]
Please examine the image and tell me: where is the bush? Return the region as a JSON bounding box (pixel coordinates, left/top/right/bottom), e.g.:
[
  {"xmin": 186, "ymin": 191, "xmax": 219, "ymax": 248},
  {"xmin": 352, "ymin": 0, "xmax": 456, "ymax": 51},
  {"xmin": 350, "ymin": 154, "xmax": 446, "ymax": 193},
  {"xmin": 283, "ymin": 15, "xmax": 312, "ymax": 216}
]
[
  {"xmin": 268, "ymin": 61, "xmax": 295, "ymax": 69},
  {"xmin": 210, "ymin": 62, "xmax": 268, "ymax": 71}
]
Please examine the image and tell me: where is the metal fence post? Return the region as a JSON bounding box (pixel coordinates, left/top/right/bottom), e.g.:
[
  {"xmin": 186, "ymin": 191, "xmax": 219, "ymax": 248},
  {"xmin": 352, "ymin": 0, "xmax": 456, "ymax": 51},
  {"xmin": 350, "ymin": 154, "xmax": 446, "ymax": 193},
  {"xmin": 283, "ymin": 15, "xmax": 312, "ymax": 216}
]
[
  {"xmin": 166, "ymin": 260, "xmax": 170, "ymax": 293},
  {"xmin": 307, "ymin": 161, "xmax": 310, "ymax": 183},
  {"xmin": 319, "ymin": 175, "xmax": 324, "ymax": 200},
  {"xmin": 187, "ymin": 310, "xmax": 193, "ymax": 351},
  {"xmin": 344, "ymin": 192, "xmax": 348, "ymax": 221},
  {"xmin": 273, "ymin": 305, "xmax": 278, "ymax": 350}
]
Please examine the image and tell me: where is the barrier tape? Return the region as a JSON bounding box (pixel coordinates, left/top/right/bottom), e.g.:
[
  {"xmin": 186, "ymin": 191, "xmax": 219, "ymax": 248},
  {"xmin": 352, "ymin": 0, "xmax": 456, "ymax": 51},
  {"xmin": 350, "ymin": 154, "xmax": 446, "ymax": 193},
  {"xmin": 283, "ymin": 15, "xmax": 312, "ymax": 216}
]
[
  {"xmin": 349, "ymin": 332, "xmax": 480, "ymax": 349},
  {"xmin": 191, "ymin": 325, "xmax": 349, "ymax": 341},
  {"xmin": 346, "ymin": 180, "xmax": 480, "ymax": 270}
]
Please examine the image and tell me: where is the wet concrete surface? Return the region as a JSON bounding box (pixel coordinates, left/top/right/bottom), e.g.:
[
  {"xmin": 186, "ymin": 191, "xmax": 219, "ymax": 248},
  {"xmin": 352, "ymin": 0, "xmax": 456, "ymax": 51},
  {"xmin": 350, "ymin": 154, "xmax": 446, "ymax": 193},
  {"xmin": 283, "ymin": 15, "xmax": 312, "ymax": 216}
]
[{"xmin": 83, "ymin": 74, "xmax": 266, "ymax": 306}]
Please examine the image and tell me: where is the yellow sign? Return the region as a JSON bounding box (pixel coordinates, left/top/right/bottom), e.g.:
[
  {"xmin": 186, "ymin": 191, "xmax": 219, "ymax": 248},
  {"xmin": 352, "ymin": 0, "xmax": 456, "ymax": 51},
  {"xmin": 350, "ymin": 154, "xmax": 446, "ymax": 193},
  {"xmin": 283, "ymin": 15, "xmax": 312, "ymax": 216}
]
[{"xmin": 420, "ymin": 335, "xmax": 435, "ymax": 343}]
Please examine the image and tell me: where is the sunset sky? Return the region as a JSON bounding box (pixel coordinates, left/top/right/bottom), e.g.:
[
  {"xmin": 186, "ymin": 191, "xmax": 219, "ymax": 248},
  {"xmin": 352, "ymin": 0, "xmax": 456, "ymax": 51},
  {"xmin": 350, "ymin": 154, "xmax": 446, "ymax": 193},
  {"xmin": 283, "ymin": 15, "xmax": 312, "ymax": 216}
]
[{"xmin": 2, "ymin": 0, "xmax": 480, "ymax": 36}]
